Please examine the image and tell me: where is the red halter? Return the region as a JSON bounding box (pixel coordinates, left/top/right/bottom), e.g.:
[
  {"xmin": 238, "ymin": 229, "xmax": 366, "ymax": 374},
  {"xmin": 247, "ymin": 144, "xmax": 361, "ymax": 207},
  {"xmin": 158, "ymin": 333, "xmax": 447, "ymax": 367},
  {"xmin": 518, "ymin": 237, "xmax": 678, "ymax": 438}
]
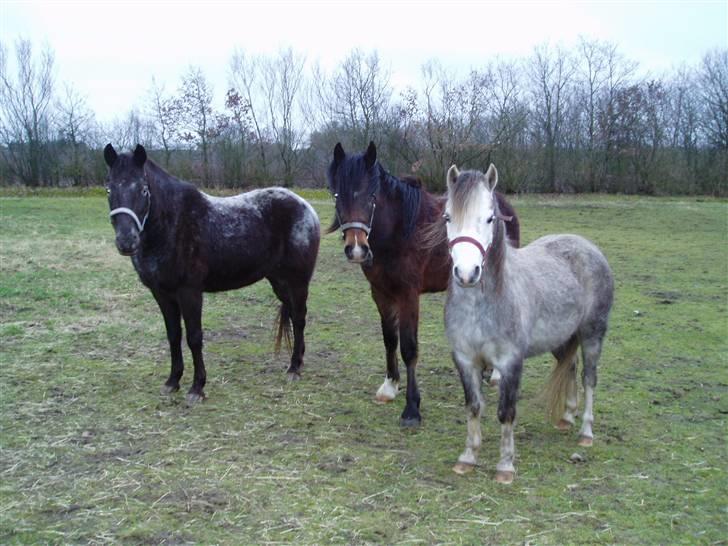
[
  {"xmin": 447, "ymin": 213, "xmax": 512, "ymax": 264},
  {"xmin": 448, "ymin": 236, "xmax": 490, "ymax": 263}
]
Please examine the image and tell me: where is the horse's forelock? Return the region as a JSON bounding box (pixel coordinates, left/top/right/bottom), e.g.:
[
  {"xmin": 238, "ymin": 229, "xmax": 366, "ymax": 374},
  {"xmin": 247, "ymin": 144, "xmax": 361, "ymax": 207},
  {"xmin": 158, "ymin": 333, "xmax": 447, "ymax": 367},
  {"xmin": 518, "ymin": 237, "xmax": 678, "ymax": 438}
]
[{"xmin": 449, "ymin": 170, "xmax": 494, "ymax": 224}]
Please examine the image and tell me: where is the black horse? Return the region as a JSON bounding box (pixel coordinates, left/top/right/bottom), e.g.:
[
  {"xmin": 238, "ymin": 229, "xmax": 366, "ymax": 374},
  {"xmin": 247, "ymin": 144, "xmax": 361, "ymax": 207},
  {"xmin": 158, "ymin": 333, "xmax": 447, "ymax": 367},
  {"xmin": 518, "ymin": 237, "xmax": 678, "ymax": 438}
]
[
  {"xmin": 327, "ymin": 142, "xmax": 520, "ymax": 426},
  {"xmin": 104, "ymin": 144, "xmax": 320, "ymax": 404}
]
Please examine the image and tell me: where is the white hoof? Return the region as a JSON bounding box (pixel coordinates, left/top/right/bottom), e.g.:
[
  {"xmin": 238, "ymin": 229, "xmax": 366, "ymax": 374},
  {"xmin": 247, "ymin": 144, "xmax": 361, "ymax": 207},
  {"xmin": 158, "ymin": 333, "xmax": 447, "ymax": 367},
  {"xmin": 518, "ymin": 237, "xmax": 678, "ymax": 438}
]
[
  {"xmin": 489, "ymin": 368, "xmax": 502, "ymax": 387},
  {"xmin": 374, "ymin": 377, "xmax": 399, "ymax": 403}
]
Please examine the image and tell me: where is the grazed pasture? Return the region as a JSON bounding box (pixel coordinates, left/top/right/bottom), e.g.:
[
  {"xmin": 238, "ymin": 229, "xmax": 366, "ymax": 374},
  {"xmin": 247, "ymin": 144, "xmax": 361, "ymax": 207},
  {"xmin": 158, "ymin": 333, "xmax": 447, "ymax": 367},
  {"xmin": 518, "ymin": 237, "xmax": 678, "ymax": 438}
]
[{"xmin": 0, "ymin": 189, "xmax": 726, "ymax": 544}]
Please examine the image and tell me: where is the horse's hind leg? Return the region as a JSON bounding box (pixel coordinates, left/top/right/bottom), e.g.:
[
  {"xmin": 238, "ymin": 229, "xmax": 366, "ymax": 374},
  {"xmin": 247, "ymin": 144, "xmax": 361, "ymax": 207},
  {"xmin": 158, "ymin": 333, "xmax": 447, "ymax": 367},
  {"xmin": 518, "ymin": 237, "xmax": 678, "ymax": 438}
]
[
  {"xmin": 552, "ymin": 338, "xmax": 579, "ymax": 430},
  {"xmin": 287, "ymin": 283, "xmax": 309, "ymax": 379},
  {"xmin": 269, "ymin": 276, "xmax": 308, "ymax": 379},
  {"xmin": 578, "ymin": 336, "xmax": 604, "ymax": 446},
  {"xmin": 452, "ymin": 352, "xmax": 483, "ymax": 475},
  {"xmin": 153, "ymin": 291, "xmax": 184, "ymax": 395},
  {"xmin": 371, "ymin": 287, "xmax": 400, "ymax": 403}
]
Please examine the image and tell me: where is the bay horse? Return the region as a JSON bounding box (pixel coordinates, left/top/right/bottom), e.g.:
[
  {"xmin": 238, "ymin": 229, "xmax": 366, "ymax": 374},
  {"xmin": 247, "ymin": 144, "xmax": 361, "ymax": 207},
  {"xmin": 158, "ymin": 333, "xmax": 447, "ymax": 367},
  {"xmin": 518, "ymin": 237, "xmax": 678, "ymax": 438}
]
[
  {"xmin": 104, "ymin": 144, "xmax": 320, "ymax": 404},
  {"xmin": 443, "ymin": 164, "xmax": 613, "ymax": 483},
  {"xmin": 327, "ymin": 142, "xmax": 520, "ymax": 426}
]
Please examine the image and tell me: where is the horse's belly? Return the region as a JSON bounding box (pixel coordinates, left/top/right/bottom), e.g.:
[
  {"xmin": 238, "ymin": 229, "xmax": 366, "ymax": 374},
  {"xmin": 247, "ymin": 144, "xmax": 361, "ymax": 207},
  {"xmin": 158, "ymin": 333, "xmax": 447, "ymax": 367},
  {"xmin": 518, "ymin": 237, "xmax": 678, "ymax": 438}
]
[
  {"xmin": 203, "ymin": 263, "xmax": 268, "ymax": 292},
  {"xmin": 525, "ymin": 311, "xmax": 581, "ymax": 357}
]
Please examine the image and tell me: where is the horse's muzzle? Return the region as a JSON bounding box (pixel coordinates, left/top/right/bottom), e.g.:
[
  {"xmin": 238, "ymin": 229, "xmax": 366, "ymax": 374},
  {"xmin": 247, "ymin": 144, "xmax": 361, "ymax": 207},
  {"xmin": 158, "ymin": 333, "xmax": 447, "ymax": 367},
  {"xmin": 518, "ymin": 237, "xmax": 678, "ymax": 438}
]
[
  {"xmin": 453, "ymin": 264, "xmax": 482, "ymax": 287},
  {"xmin": 343, "ymin": 228, "xmax": 372, "ymax": 264},
  {"xmin": 115, "ymin": 233, "xmax": 140, "ymax": 256},
  {"xmin": 344, "ymin": 243, "xmax": 372, "ymax": 264}
]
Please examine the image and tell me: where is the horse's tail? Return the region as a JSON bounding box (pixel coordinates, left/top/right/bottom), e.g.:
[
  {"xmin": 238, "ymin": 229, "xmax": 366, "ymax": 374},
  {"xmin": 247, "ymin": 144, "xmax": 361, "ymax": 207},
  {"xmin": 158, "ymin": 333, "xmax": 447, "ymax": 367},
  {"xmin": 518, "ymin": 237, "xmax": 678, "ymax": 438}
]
[
  {"xmin": 545, "ymin": 337, "xmax": 580, "ymax": 424},
  {"xmin": 274, "ymin": 304, "xmax": 293, "ymax": 355}
]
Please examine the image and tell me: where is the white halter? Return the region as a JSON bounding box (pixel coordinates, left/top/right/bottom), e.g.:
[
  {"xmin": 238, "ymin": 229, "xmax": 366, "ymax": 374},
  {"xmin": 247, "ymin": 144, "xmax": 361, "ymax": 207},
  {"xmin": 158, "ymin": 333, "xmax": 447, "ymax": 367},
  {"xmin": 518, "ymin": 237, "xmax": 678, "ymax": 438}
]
[{"xmin": 109, "ymin": 186, "xmax": 150, "ymax": 232}]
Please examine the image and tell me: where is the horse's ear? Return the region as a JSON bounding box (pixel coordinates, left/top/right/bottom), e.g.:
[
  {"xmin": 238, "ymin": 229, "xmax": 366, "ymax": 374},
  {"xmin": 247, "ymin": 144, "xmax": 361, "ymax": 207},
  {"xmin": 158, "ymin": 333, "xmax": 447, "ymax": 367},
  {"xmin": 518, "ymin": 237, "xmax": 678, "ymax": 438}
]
[
  {"xmin": 333, "ymin": 142, "xmax": 345, "ymax": 165},
  {"xmin": 104, "ymin": 143, "xmax": 118, "ymax": 168},
  {"xmin": 364, "ymin": 141, "xmax": 377, "ymax": 169},
  {"xmin": 447, "ymin": 164, "xmax": 460, "ymax": 190},
  {"xmin": 133, "ymin": 144, "xmax": 147, "ymax": 167},
  {"xmin": 484, "ymin": 163, "xmax": 498, "ymax": 191}
]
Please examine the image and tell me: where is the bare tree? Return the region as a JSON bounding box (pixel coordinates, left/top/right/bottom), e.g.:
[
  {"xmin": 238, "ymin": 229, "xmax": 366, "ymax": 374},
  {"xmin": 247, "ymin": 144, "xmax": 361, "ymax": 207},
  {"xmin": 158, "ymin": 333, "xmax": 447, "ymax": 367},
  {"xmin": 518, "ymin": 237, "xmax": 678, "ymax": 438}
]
[
  {"xmin": 576, "ymin": 38, "xmax": 615, "ymax": 190},
  {"xmin": 104, "ymin": 109, "xmax": 153, "ymax": 152},
  {"xmin": 229, "ymin": 50, "xmax": 269, "ymax": 179},
  {"xmin": 260, "ymin": 48, "xmax": 306, "ymax": 185},
  {"xmin": 0, "ymin": 39, "xmax": 55, "ymax": 185},
  {"xmin": 698, "ymin": 49, "xmax": 728, "ymax": 149},
  {"xmin": 419, "ymin": 61, "xmax": 493, "ymax": 184},
  {"xmin": 56, "ymin": 83, "xmax": 96, "ymax": 184},
  {"xmin": 330, "ymin": 49, "xmax": 392, "ymax": 147},
  {"xmin": 176, "ymin": 66, "xmax": 218, "ymax": 184},
  {"xmin": 527, "ymin": 43, "xmax": 575, "ymax": 192},
  {"xmin": 147, "ymin": 78, "xmax": 179, "ymax": 167}
]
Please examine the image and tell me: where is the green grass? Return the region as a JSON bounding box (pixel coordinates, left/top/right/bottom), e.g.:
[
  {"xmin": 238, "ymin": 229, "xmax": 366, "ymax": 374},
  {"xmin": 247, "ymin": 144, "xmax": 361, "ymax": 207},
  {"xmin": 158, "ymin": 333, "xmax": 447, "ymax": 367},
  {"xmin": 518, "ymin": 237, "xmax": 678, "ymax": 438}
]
[{"xmin": 1, "ymin": 190, "xmax": 726, "ymax": 544}]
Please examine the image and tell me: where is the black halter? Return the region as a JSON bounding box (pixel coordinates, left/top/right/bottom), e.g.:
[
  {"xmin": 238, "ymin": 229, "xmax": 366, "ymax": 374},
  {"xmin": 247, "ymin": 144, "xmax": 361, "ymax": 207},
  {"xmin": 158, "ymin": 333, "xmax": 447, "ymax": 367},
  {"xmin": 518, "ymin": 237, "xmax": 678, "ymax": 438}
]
[{"xmin": 334, "ymin": 197, "xmax": 377, "ymax": 239}]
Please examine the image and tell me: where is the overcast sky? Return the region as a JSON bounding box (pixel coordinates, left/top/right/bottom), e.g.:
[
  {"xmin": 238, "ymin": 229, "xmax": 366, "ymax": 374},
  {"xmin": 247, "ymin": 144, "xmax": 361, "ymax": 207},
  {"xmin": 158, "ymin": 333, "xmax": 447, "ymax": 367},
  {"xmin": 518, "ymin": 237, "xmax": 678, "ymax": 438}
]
[{"xmin": 2, "ymin": 0, "xmax": 727, "ymax": 124}]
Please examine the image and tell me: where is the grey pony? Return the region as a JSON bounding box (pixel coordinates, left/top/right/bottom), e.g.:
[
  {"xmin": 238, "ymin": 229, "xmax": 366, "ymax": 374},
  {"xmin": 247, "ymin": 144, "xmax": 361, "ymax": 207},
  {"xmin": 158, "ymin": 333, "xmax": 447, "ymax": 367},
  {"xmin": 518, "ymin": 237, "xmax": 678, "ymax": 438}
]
[{"xmin": 443, "ymin": 164, "xmax": 614, "ymax": 484}]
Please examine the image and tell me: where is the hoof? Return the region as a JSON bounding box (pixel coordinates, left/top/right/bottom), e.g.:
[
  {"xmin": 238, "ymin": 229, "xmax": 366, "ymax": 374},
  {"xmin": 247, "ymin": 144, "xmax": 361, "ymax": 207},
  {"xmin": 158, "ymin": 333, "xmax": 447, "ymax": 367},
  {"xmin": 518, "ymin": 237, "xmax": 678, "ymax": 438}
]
[
  {"xmin": 185, "ymin": 392, "xmax": 205, "ymax": 406},
  {"xmin": 160, "ymin": 384, "xmax": 179, "ymax": 395},
  {"xmin": 287, "ymin": 372, "xmax": 302, "ymax": 382},
  {"xmin": 375, "ymin": 379, "xmax": 399, "ymax": 403},
  {"xmin": 399, "ymin": 416, "xmax": 422, "ymax": 428},
  {"xmin": 556, "ymin": 419, "xmax": 573, "ymax": 431},
  {"xmin": 494, "ymin": 470, "xmax": 514, "ymax": 484},
  {"xmin": 577, "ymin": 435, "xmax": 593, "ymax": 447},
  {"xmin": 453, "ymin": 462, "xmax": 475, "ymax": 475}
]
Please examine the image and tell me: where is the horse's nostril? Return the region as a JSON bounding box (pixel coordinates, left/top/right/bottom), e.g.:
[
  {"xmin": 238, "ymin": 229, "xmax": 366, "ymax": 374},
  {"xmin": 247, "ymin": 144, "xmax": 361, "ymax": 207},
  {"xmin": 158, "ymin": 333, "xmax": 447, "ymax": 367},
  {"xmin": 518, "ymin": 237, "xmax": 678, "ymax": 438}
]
[
  {"xmin": 474, "ymin": 265, "xmax": 481, "ymax": 277},
  {"xmin": 344, "ymin": 245, "xmax": 353, "ymax": 259},
  {"xmin": 454, "ymin": 266, "xmax": 460, "ymax": 279}
]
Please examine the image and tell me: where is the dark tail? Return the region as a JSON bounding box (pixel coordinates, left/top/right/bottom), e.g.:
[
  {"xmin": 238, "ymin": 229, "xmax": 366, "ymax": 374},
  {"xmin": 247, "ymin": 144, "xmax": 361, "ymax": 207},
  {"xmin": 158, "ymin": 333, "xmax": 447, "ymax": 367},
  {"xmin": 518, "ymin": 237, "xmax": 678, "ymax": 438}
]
[
  {"xmin": 545, "ymin": 339, "xmax": 580, "ymax": 424},
  {"xmin": 274, "ymin": 303, "xmax": 293, "ymax": 355}
]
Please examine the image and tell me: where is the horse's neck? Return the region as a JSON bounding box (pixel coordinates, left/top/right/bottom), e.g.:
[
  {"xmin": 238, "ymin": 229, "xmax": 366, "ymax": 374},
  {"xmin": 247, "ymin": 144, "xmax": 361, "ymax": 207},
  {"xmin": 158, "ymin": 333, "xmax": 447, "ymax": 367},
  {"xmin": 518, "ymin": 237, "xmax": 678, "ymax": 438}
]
[
  {"xmin": 143, "ymin": 168, "xmax": 189, "ymax": 239},
  {"xmin": 482, "ymin": 221, "xmax": 510, "ymax": 295}
]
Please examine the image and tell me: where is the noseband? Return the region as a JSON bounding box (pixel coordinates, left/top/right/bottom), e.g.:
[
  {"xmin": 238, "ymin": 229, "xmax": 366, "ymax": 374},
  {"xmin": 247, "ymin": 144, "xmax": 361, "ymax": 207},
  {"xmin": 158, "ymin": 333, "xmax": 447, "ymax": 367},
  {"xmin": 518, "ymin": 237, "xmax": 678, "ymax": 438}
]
[
  {"xmin": 448, "ymin": 236, "xmax": 490, "ymax": 263},
  {"xmin": 335, "ymin": 193, "xmax": 377, "ymax": 239},
  {"xmin": 109, "ymin": 180, "xmax": 151, "ymax": 233}
]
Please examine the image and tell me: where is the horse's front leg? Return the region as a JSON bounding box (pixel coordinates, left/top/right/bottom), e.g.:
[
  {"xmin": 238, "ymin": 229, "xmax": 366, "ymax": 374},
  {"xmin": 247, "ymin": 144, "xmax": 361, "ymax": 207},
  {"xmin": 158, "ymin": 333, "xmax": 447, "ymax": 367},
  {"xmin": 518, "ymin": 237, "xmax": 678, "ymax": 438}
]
[
  {"xmin": 371, "ymin": 287, "xmax": 400, "ymax": 403},
  {"xmin": 495, "ymin": 358, "xmax": 523, "ymax": 484},
  {"xmin": 178, "ymin": 288, "xmax": 206, "ymax": 405},
  {"xmin": 398, "ymin": 295, "xmax": 421, "ymax": 427},
  {"xmin": 452, "ymin": 350, "xmax": 483, "ymax": 474},
  {"xmin": 153, "ymin": 291, "xmax": 184, "ymax": 395}
]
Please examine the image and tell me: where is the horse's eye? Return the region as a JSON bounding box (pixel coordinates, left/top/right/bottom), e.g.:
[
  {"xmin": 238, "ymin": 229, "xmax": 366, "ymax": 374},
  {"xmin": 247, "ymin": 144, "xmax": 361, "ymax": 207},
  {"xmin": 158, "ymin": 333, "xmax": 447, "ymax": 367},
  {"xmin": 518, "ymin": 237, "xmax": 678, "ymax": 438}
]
[
  {"xmin": 333, "ymin": 193, "xmax": 339, "ymax": 199},
  {"xmin": 486, "ymin": 215, "xmax": 495, "ymax": 224},
  {"xmin": 142, "ymin": 186, "xmax": 150, "ymax": 197},
  {"xmin": 443, "ymin": 213, "xmax": 451, "ymax": 223},
  {"xmin": 105, "ymin": 186, "xmax": 111, "ymax": 195}
]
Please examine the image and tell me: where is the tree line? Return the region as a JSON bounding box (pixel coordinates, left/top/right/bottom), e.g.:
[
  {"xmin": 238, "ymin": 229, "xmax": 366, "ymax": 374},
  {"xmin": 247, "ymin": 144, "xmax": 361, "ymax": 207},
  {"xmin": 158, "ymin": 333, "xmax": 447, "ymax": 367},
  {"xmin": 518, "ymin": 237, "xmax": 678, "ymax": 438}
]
[{"xmin": 1, "ymin": 38, "xmax": 726, "ymax": 195}]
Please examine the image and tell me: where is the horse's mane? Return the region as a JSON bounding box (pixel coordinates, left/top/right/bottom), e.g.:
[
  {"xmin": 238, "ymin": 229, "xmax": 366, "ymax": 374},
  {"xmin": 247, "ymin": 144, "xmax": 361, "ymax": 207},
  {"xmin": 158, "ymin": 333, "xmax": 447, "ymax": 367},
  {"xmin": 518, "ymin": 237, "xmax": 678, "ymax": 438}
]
[{"xmin": 377, "ymin": 165, "xmax": 422, "ymax": 239}]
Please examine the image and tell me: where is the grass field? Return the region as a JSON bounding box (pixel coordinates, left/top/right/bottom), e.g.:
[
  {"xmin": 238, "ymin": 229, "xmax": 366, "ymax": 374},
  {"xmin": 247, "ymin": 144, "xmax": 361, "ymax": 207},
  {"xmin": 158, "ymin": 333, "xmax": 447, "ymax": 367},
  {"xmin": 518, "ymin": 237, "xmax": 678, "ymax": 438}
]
[{"xmin": 1, "ymin": 189, "xmax": 726, "ymax": 545}]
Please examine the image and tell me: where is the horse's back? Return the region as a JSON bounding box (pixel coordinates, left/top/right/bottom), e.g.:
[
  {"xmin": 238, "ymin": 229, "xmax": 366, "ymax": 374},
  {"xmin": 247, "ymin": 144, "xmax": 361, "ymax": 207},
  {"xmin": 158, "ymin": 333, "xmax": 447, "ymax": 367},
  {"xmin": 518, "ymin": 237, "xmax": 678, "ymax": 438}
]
[
  {"xmin": 528, "ymin": 233, "xmax": 613, "ymax": 329},
  {"xmin": 533, "ymin": 234, "xmax": 611, "ymax": 282},
  {"xmin": 201, "ymin": 188, "xmax": 320, "ymax": 290}
]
